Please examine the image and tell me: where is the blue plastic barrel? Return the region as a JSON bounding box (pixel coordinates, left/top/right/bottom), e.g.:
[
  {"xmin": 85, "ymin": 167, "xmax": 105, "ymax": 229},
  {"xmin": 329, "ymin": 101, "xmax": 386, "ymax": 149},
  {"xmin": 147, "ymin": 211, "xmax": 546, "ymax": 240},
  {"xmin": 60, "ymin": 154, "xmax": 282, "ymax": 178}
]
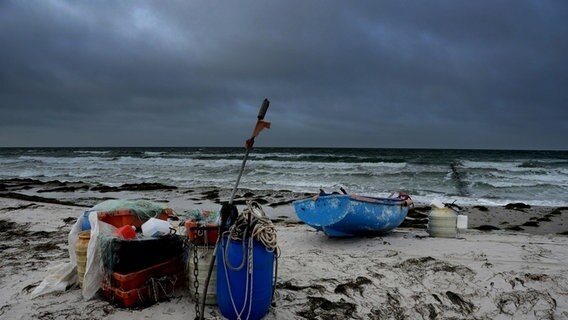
[{"xmin": 216, "ymin": 235, "xmax": 274, "ymax": 320}]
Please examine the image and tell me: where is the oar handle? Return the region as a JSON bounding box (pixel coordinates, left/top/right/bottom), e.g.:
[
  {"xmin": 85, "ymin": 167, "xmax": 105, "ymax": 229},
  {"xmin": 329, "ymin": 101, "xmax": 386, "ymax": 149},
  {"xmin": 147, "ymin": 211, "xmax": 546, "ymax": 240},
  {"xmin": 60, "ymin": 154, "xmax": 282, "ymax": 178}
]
[{"xmin": 257, "ymin": 98, "xmax": 270, "ymax": 120}]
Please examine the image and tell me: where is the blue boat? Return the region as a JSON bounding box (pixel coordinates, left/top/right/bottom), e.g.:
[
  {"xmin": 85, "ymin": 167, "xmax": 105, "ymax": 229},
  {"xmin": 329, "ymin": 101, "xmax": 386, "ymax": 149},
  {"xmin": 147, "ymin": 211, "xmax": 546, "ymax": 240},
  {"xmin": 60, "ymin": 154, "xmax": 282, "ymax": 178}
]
[{"xmin": 293, "ymin": 192, "xmax": 412, "ymax": 237}]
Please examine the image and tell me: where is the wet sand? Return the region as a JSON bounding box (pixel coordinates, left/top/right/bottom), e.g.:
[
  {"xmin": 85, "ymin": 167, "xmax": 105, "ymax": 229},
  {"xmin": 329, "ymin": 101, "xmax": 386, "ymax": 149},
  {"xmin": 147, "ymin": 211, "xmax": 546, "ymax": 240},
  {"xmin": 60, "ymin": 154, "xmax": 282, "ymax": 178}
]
[{"xmin": 1, "ymin": 178, "xmax": 567, "ymax": 319}]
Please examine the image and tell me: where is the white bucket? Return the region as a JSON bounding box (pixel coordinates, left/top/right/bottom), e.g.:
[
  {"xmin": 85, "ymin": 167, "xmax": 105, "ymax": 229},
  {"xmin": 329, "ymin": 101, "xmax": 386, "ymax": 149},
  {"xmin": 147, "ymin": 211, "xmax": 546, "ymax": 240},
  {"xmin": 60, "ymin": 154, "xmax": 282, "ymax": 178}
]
[{"xmin": 141, "ymin": 218, "xmax": 172, "ymax": 237}]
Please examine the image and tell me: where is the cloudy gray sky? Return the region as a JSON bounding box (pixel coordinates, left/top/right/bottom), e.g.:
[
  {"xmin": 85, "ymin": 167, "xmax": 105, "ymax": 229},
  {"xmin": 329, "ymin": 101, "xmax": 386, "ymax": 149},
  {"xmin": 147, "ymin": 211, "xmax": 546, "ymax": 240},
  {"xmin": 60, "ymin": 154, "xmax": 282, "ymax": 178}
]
[{"xmin": 1, "ymin": 1, "xmax": 567, "ymax": 150}]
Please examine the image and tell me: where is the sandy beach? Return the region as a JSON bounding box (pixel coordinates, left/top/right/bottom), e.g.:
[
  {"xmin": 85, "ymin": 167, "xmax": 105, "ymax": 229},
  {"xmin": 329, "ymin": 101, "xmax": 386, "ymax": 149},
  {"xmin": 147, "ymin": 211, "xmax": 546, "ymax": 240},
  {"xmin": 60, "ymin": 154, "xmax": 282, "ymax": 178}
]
[{"xmin": 1, "ymin": 178, "xmax": 567, "ymax": 319}]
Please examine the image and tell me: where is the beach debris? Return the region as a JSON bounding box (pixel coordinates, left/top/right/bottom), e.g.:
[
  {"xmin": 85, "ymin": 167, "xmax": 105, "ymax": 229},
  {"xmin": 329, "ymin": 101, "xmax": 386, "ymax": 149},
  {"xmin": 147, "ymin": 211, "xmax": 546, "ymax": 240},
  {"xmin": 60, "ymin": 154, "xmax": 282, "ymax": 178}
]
[
  {"xmin": 0, "ymin": 203, "xmax": 40, "ymax": 212},
  {"xmin": 91, "ymin": 183, "xmax": 177, "ymax": 193},
  {"xmin": 445, "ymin": 291, "xmax": 475, "ymax": 314},
  {"xmin": 200, "ymin": 189, "xmax": 219, "ymax": 201},
  {"xmin": 368, "ymin": 290, "xmax": 405, "ymax": 320},
  {"xmin": 396, "ymin": 256, "xmax": 475, "ymax": 279},
  {"xmin": 297, "ymin": 296, "xmax": 357, "ymax": 319},
  {"xmin": 505, "ymin": 203, "xmax": 531, "ymax": 210},
  {"xmin": 521, "ymin": 221, "xmax": 539, "ymax": 227},
  {"xmin": 334, "ymin": 276, "xmax": 372, "ymax": 297},
  {"xmin": 0, "ymin": 192, "xmax": 86, "ymax": 207},
  {"xmin": 277, "ymin": 280, "xmax": 326, "ymax": 294},
  {"xmin": 38, "ymin": 184, "xmax": 90, "ymax": 193},
  {"xmin": 62, "ymin": 217, "xmax": 76, "ymax": 224},
  {"xmin": 524, "ymin": 273, "xmax": 550, "ymax": 282},
  {"xmin": 407, "ymin": 209, "xmax": 429, "ymax": 219},
  {"xmin": 496, "ymin": 289, "xmax": 556, "ymax": 317},
  {"xmin": 474, "ymin": 225, "xmax": 501, "ymax": 231}
]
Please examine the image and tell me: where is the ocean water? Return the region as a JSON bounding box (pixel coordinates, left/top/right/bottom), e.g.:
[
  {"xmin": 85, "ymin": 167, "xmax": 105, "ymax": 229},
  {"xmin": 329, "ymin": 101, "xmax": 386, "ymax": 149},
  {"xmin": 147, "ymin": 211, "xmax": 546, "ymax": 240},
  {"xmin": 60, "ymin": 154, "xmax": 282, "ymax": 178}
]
[{"xmin": 0, "ymin": 147, "xmax": 567, "ymax": 206}]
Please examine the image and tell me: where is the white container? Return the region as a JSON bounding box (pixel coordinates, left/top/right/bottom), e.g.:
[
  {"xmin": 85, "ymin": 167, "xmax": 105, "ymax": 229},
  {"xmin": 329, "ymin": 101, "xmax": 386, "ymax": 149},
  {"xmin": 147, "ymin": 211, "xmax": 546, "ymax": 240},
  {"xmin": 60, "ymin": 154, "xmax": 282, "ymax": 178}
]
[
  {"xmin": 427, "ymin": 207, "xmax": 458, "ymax": 238},
  {"xmin": 141, "ymin": 218, "xmax": 172, "ymax": 237},
  {"xmin": 457, "ymin": 215, "xmax": 468, "ymax": 230}
]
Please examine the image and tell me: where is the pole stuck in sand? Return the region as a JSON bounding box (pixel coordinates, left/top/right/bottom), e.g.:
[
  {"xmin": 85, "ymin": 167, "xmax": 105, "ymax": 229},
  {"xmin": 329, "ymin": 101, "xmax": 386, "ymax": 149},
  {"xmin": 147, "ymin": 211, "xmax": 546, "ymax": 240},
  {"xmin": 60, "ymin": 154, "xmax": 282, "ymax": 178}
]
[
  {"xmin": 228, "ymin": 98, "xmax": 271, "ymax": 204},
  {"xmin": 199, "ymin": 98, "xmax": 271, "ymax": 320}
]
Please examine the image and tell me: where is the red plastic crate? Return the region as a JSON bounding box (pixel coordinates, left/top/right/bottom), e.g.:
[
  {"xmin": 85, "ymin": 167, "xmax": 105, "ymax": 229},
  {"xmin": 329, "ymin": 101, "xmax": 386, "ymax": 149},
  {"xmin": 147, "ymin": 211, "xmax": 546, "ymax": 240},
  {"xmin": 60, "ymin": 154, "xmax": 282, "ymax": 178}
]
[
  {"xmin": 98, "ymin": 209, "xmax": 172, "ymax": 228},
  {"xmin": 110, "ymin": 258, "xmax": 183, "ymax": 291},
  {"xmin": 101, "ymin": 271, "xmax": 186, "ymax": 308},
  {"xmin": 185, "ymin": 220, "xmax": 218, "ymax": 245}
]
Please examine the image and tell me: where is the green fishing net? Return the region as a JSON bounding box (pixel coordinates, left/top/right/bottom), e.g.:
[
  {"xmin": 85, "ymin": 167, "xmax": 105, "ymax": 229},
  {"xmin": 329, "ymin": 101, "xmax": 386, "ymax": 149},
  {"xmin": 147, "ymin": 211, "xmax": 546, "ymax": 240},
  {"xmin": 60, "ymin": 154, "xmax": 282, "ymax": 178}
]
[
  {"xmin": 185, "ymin": 209, "xmax": 219, "ymax": 225},
  {"xmin": 91, "ymin": 199, "xmax": 172, "ymax": 220}
]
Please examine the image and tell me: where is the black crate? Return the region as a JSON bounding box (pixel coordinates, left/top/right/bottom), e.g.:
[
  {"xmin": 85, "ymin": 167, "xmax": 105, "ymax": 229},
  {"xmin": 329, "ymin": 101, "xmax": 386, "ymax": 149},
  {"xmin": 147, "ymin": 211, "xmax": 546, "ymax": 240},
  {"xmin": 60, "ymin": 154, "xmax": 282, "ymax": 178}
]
[{"xmin": 101, "ymin": 235, "xmax": 184, "ymax": 274}]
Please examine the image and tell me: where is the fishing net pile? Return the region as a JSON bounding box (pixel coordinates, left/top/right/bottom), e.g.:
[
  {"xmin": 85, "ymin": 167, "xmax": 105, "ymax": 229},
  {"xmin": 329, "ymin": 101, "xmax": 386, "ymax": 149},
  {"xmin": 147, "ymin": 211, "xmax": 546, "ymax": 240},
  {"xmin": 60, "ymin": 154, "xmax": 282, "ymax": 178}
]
[
  {"xmin": 186, "ymin": 209, "xmax": 219, "ymax": 225},
  {"xmin": 91, "ymin": 199, "xmax": 173, "ymax": 221}
]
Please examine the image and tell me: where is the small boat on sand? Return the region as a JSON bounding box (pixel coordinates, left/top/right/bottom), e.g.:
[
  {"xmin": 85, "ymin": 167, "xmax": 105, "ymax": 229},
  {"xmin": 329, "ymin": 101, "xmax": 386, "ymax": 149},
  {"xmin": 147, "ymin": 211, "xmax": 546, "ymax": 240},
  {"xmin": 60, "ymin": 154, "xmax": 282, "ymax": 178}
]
[{"xmin": 293, "ymin": 191, "xmax": 412, "ymax": 237}]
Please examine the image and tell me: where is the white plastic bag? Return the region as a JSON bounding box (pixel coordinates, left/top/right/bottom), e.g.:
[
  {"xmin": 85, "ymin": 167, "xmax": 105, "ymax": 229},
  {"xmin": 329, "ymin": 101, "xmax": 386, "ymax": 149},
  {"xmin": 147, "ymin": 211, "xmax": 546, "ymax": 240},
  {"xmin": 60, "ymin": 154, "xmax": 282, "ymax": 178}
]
[
  {"xmin": 30, "ymin": 210, "xmax": 88, "ymax": 298},
  {"xmin": 30, "ymin": 262, "xmax": 77, "ymax": 299},
  {"xmin": 31, "ymin": 210, "xmax": 116, "ymax": 300},
  {"xmin": 82, "ymin": 211, "xmax": 116, "ymax": 300}
]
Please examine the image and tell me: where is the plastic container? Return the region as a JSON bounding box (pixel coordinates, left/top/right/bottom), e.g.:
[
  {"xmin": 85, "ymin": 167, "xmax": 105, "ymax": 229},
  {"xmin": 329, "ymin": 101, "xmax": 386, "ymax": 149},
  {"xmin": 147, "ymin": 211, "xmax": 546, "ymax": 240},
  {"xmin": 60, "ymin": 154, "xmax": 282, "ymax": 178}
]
[
  {"xmin": 98, "ymin": 209, "xmax": 172, "ymax": 229},
  {"xmin": 216, "ymin": 235, "xmax": 274, "ymax": 320},
  {"xmin": 101, "ymin": 235, "xmax": 184, "ymax": 274},
  {"xmin": 457, "ymin": 215, "xmax": 468, "ymax": 230},
  {"xmin": 188, "ymin": 246, "xmax": 217, "ymax": 305},
  {"xmin": 75, "ymin": 231, "xmax": 91, "ymax": 288},
  {"xmin": 427, "ymin": 207, "xmax": 458, "ymax": 238},
  {"xmin": 81, "ymin": 211, "xmax": 92, "ymax": 231},
  {"xmin": 101, "ymin": 271, "xmax": 185, "ymax": 308},
  {"xmin": 185, "ymin": 220, "xmax": 219, "ymax": 245},
  {"xmin": 142, "ymin": 218, "xmax": 172, "ymax": 237},
  {"xmin": 114, "ymin": 225, "xmax": 137, "ymax": 240},
  {"xmin": 111, "ymin": 258, "xmax": 183, "ymax": 291}
]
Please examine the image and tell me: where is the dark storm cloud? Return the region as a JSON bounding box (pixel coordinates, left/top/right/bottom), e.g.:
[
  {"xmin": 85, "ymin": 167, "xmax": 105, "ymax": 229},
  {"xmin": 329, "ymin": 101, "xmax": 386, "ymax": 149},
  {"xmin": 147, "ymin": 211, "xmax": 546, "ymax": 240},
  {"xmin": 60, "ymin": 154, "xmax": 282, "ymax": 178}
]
[{"xmin": 1, "ymin": 1, "xmax": 567, "ymax": 149}]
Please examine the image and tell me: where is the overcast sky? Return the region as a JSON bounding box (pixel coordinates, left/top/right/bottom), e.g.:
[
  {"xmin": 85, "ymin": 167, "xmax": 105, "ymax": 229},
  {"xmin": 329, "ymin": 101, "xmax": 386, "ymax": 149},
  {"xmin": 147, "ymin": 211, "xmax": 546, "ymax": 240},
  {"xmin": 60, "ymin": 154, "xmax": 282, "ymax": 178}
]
[{"xmin": 1, "ymin": 1, "xmax": 566, "ymax": 150}]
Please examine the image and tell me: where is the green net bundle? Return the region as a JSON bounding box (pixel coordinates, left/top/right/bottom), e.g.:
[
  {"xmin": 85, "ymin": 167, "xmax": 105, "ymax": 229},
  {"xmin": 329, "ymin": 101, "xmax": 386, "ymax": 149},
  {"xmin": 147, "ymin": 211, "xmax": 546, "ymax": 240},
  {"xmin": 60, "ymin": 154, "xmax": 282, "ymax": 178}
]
[
  {"xmin": 91, "ymin": 199, "xmax": 174, "ymax": 221},
  {"xmin": 185, "ymin": 209, "xmax": 219, "ymax": 225}
]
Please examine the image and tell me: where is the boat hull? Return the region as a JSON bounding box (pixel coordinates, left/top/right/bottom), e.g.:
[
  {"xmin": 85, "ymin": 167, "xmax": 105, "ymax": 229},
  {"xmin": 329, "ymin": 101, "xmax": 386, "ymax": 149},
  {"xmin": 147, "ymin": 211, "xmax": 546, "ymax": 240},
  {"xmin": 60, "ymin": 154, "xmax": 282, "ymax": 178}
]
[{"xmin": 293, "ymin": 194, "xmax": 409, "ymax": 237}]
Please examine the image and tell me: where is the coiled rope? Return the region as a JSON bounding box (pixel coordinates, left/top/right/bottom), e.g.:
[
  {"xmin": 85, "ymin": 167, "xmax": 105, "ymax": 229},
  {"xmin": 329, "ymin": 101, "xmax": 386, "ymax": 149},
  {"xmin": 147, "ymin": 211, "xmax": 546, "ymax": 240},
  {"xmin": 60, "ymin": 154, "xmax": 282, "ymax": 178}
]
[{"xmin": 228, "ymin": 201, "xmax": 278, "ymax": 252}]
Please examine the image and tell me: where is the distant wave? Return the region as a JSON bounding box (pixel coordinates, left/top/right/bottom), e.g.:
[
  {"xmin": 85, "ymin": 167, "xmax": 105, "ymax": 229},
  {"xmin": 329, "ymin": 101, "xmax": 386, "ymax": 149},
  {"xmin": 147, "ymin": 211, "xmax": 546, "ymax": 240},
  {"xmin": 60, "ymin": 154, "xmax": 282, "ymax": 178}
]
[
  {"xmin": 74, "ymin": 150, "xmax": 111, "ymax": 155},
  {"xmin": 475, "ymin": 181, "xmax": 551, "ymax": 189}
]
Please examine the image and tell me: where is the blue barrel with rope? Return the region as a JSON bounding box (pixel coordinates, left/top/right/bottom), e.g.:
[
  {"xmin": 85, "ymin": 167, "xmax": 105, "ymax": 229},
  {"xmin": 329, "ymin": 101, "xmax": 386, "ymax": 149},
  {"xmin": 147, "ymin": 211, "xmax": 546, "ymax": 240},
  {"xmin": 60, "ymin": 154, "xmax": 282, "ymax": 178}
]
[
  {"xmin": 216, "ymin": 235, "xmax": 275, "ymax": 320},
  {"xmin": 216, "ymin": 232, "xmax": 275, "ymax": 319}
]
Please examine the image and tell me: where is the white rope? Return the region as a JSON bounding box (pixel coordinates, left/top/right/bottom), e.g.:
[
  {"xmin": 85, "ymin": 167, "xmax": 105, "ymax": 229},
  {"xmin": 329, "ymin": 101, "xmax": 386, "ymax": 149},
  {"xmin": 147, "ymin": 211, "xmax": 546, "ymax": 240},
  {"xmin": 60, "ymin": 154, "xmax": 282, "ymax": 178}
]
[
  {"xmin": 245, "ymin": 236, "xmax": 254, "ymax": 320},
  {"xmin": 221, "ymin": 234, "xmax": 243, "ymax": 320},
  {"xmin": 228, "ymin": 201, "xmax": 279, "ymax": 252}
]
